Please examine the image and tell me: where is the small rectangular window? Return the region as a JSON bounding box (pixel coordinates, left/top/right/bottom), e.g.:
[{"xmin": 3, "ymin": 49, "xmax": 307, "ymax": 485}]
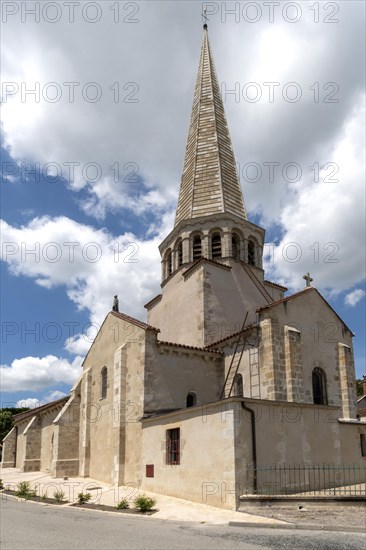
[
  {"xmin": 361, "ymin": 434, "xmax": 366, "ymax": 457},
  {"xmin": 146, "ymin": 464, "xmax": 154, "ymax": 478},
  {"xmin": 166, "ymin": 428, "xmax": 180, "ymax": 465}
]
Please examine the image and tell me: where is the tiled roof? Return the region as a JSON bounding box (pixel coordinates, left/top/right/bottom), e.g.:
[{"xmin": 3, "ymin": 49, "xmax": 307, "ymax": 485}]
[
  {"xmin": 205, "ymin": 322, "xmax": 259, "ymax": 348},
  {"xmin": 264, "ymin": 280, "xmax": 288, "ymax": 291},
  {"xmin": 111, "ymin": 311, "xmax": 160, "ymax": 332},
  {"xmin": 158, "ymin": 340, "xmax": 223, "ymax": 355},
  {"xmin": 256, "ymin": 287, "xmax": 313, "ymax": 311},
  {"xmin": 13, "ymin": 397, "xmax": 69, "ymax": 423},
  {"xmin": 144, "ymin": 294, "xmax": 162, "ymax": 309},
  {"xmin": 257, "ymin": 287, "xmax": 353, "ymax": 334}
]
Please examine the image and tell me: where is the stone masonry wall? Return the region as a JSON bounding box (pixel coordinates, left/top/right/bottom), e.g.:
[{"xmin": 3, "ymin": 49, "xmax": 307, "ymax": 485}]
[
  {"xmin": 284, "ymin": 326, "xmax": 304, "ymax": 402},
  {"xmin": 23, "ymin": 416, "xmax": 41, "ymax": 472},
  {"xmin": 1, "ymin": 427, "xmax": 17, "ymax": 468},
  {"xmin": 338, "ymin": 343, "xmax": 357, "ymax": 419}
]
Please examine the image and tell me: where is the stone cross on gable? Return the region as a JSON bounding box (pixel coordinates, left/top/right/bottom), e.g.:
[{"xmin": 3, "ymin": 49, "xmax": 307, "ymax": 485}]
[
  {"xmin": 303, "ymin": 273, "xmax": 313, "ymax": 287},
  {"xmin": 202, "ymin": 7, "xmax": 209, "ymax": 25}
]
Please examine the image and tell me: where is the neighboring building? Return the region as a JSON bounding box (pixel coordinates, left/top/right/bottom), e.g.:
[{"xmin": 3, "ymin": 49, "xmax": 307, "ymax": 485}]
[
  {"xmin": 357, "ymin": 377, "xmax": 366, "ymax": 420},
  {"xmin": 2, "ymin": 24, "xmax": 366, "ymax": 510}
]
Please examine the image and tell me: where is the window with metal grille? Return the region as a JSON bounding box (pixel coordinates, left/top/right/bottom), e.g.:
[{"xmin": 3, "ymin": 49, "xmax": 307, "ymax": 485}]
[
  {"xmin": 178, "ymin": 241, "xmax": 183, "ymax": 266},
  {"xmin": 312, "ymin": 367, "xmax": 328, "ymax": 405},
  {"xmin": 248, "ymin": 240, "xmax": 255, "ymax": 266},
  {"xmin": 192, "ymin": 236, "xmax": 202, "ymax": 261},
  {"xmin": 166, "ymin": 428, "xmax": 180, "ymax": 465},
  {"xmin": 101, "ymin": 367, "xmax": 108, "ymax": 399},
  {"xmin": 232, "ymin": 234, "xmax": 240, "ymax": 260},
  {"xmin": 211, "ymin": 233, "xmax": 221, "ymax": 258}
]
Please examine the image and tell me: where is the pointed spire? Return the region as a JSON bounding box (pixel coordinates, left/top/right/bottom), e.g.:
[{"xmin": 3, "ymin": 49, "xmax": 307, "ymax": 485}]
[{"xmin": 175, "ymin": 26, "xmax": 247, "ymax": 226}]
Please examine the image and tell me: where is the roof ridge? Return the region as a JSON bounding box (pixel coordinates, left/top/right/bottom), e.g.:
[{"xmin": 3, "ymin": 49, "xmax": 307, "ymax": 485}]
[
  {"xmin": 158, "ymin": 340, "xmax": 223, "ymax": 355},
  {"xmin": 206, "ymin": 322, "xmax": 259, "ymax": 348},
  {"xmin": 257, "ymin": 287, "xmax": 313, "ymax": 312},
  {"xmin": 111, "ymin": 310, "xmax": 160, "ymax": 332},
  {"xmin": 13, "ymin": 396, "xmax": 69, "ymax": 423}
]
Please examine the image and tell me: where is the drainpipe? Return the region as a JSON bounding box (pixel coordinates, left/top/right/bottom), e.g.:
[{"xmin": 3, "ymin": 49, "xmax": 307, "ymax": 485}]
[{"xmin": 241, "ymin": 401, "xmax": 257, "ymax": 493}]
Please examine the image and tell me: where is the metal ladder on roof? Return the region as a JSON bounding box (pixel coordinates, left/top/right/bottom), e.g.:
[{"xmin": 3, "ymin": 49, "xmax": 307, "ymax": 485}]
[{"xmin": 220, "ymin": 313, "xmax": 249, "ymax": 399}]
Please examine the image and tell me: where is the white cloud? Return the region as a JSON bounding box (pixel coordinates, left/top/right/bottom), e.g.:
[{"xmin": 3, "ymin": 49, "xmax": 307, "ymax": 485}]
[
  {"xmin": 1, "ymin": 2, "xmax": 364, "ymax": 224},
  {"xmin": 265, "ymin": 97, "xmax": 366, "ymax": 295},
  {"xmin": 64, "ymin": 334, "xmax": 92, "ymax": 356},
  {"xmin": 15, "ymin": 398, "xmax": 42, "ymax": 409},
  {"xmin": 345, "ymin": 289, "xmax": 366, "ymax": 307},
  {"xmin": 1, "ymin": 212, "xmax": 174, "ymax": 325},
  {"xmin": 45, "ymin": 390, "xmax": 68, "ymax": 402},
  {"xmin": 1, "ymin": 355, "xmax": 83, "ymax": 392},
  {"xmin": 15, "ymin": 390, "xmax": 68, "ymax": 409}
]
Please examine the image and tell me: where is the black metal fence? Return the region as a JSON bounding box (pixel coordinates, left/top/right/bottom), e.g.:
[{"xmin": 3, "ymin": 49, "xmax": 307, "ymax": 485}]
[{"xmin": 242, "ymin": 463, "xmax": 366, "ymax": 496}]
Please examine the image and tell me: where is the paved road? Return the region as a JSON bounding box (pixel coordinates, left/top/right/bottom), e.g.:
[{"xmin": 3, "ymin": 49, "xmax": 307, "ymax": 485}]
[{"xmin": 1, "ymin": 498, "xmax": 364, "ymax": 550}]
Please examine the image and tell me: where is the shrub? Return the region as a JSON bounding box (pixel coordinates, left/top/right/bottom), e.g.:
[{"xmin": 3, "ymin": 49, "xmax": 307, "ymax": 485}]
[
  {"xmin": 0, "ymin": 479, "xmax": 4, "ymax": 490},
  {"xmin": 134, "ymin": 494, "xmax": 156, "ymax": 513},
  {"xmin": 116, "ymin": 498, "xmax": 129, "ymax": 510},
  {"xmin": 54, "ymin": 490, "xmax": 66, "ymax": 503},
  {"xmin": 15, "ymin": 481, "xmax": 36, "ymax": 499},
  {"xmin": 77, "ymin": 492, "xmax": 92, "ymax": 505}
]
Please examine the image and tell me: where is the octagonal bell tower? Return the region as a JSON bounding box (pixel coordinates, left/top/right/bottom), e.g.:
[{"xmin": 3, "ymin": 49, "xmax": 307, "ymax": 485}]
[{"xmin": 146, "ymin": 25, "xmax": 282, "ymax": 347}]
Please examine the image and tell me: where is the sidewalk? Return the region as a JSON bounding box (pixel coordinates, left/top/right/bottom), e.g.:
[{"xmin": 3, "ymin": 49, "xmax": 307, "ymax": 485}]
[{"xmin": 0, "ymin": 468, "xmax": 286, "ymax": 526}]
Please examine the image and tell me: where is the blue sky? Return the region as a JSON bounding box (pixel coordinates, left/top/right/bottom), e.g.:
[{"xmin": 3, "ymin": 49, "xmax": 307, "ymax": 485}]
[{"xmin": 1, "ymin": 1, "xmax": 365, "ymax": 407}]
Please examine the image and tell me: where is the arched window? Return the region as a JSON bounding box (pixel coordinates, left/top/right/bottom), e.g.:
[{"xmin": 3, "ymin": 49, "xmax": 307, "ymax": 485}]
[
  {"xmin": 232, "ymin": 234, "xmax": 240, "ymax": 260},
  {"xmin": 177, "ymin": 241, "xmax": 183, "ymax": 267},
  {"xmin": 233, "ymin": 374, "xmax": 243, "ymax": 397},
  {"xmin": 192, "ymin": 236, "xmax": 202, "ymax": 261},
  {"xmin": 211, "ymin": 233, "xmax": 222, "ymax": 259},
  {"xmin": 167, "ymin": 251, "xmax": 172, "ymax": 276},
  {"xmin": 101, "ymin": 367, "xmax": 108, "ymax": 399},
  {"xmin": 312, "ymin": 367, "xmax": 328, "ymax": 405},
  {"xmin": 248, "ymin": 240, "xmax": 256, "ymax": 266},
  {"xmin": 186, "ymin": 392, "xmax": 197, "ymax": 407}
]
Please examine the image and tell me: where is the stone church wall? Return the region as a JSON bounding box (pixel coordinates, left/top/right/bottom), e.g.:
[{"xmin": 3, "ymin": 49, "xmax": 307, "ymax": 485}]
[
  {"xmin": 140, "ymin": 398, "xmax": 365, "ymax": 510},
  {"xmin": 51, "ymin": 390, "xmax": 81, "ymax": 478},
  {"xmin": 234, "ymin": 398, "xmax": 366, "ymax": 496},
  {"xmin": 258, "ymin": 290, "xmax": 355, "ymax": 416},
  {"xmin": 1, "ymin": 427, "xmax": 17, "ymax": 467},
  {"xmin": 15, "ymin": 420, "xmax": 27, "ymax": 469},
  {"xmin": 141, "ymin": 402, "xmax": 238, "ymax": 509},
  {"xmin": 148, "ymin": 267, "xmax": 205, "ymax": 346},
  {"xmin": 203, "ymin": 260, "xmax": 267, "ymax": 345},
  {"xmin": 40, "ymin": 410, "xmax": 57, "ymax": 472},
  {"xmin": 78, "ymin": 313, "xmax": 149, "ymax": 484},
  {"xmin": 144, "ymin": 338, "xmax": 223, "ymax": 414}
]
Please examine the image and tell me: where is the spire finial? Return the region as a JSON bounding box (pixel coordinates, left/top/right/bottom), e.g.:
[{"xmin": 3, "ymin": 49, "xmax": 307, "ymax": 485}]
[{"xmin": 202, "ymin": 6, "xmax": 208, "ymax": 29}]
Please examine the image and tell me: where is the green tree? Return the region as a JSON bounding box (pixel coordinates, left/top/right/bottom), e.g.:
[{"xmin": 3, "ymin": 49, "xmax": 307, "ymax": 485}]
[{"xmin": 356, "ymin": 379, "xmax": 365, "ymax": 397}]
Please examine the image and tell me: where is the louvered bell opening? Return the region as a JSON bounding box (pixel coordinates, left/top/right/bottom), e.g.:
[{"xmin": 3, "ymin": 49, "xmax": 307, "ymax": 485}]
[
  {"xmin": 178, "ymin": 242, "xmax": 183, "ymax": 266},
  {"xmin": 211, "ymin": 234, "xmax": 222, "ymax": 258},
  {"xmin": 193, "ymin": 236, "xmax": 202, "ymax": 261}
]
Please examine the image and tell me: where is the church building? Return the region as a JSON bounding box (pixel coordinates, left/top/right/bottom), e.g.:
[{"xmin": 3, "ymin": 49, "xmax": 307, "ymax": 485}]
[{"xmin": 2, "ymin": 24, "xmax": 365, "ymax": 510}]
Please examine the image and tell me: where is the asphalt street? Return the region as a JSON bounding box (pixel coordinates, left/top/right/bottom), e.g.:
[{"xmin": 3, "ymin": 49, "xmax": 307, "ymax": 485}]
[{"xmin": 1, "ymin": 498, "xmax": 365, "ymax": 550}]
